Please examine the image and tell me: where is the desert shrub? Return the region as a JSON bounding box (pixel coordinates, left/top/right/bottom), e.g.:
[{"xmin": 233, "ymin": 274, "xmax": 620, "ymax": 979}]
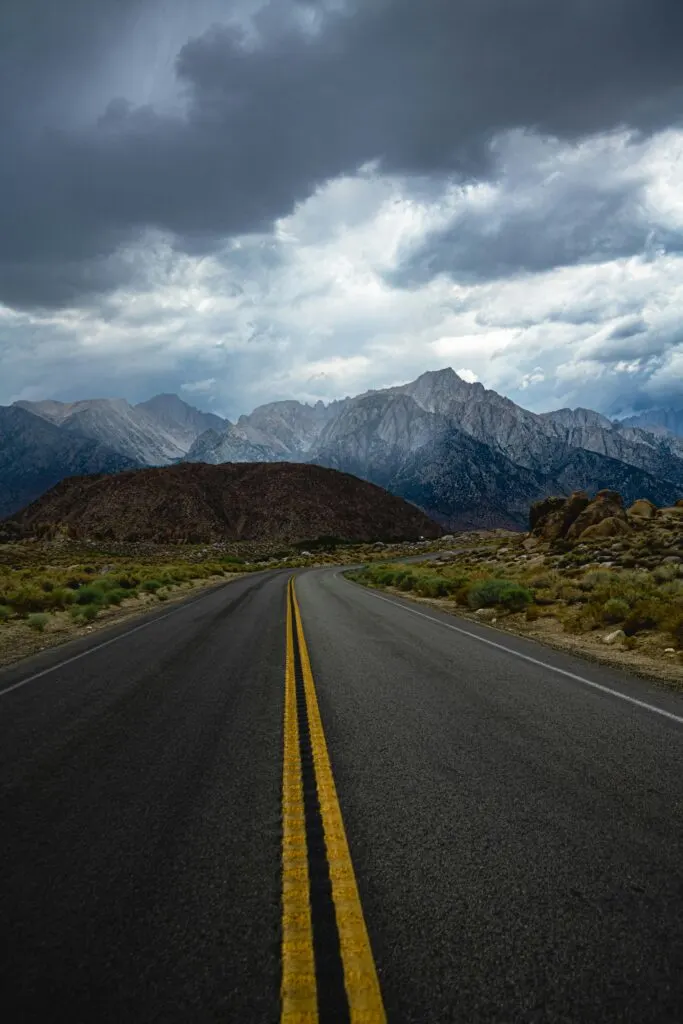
[
  {"xmin": 43, "ymin": 587, "xmax": 76, "ymax": 610},
  {"xmin": 141, "ymin": 579, "xmax": 163, "ymax": 593},
  {"xmin": 653, "ymin": 564, "xmax": 679, "ymax": 583},
  {"xmin": 467, "ymin": 578, "xmax": 533, "ymax": 613},
  {"xmin": 557, "ymin": 584, "xmax": 584, "ymax": 603},
  {"xmin": 669, "ymin": 616, "xmax": 683, "ymax": 649},
  {"xmin": 65, "ymin": 574, "xmax": 91, "ymax": 590},
  {"xmin": 525, "ymin": 604, "xmax": 542, "ymax": 622},
  {"xmin": 74, "ymin": 586, "xmax": 106, "ymax": 606},
  {"xmin": 27, "ymin": 613, "xmax": 49, "ymax": 632},
  {"xmin": 658, "ymin": 580, "xmax": 683, "ymax": 598},
  {"xmin": 70, "ymin": 603, "xmax": 99, "ymax": 622},
  {"xmin": 579, "ymin": 570, "xmax": 615, "ymax": 592},
  {"xmin": 7, "ymin": 586, "xmax": 50, "ymax": 616},
  {"xmin": 416, "ymin": 576, "xmax": 450, "ymax": 598},
  {"xmin": 398, "ymin": 575, "xmax": 415, "ymax": 591},
  {"xmin": 601, "ymin": 598, "xmax": 630, "ymax": 624},
  {"xmin": 105, "ymin": 587, "xmax": 132, "ymax": 606},
  {"xmin": 622, "ymin": 600, "xmax": 666, "ymax": 636},
  {"xmin": 116, "ymin": 574, "xmax": 140, "ymax": 589},
  {"xmin": 41, "ymin": 580, "xmax": 55, "ymax": 592},
  {"xmin": 0, "ymin": 604, "xmax": 11, "ymax": 622}
]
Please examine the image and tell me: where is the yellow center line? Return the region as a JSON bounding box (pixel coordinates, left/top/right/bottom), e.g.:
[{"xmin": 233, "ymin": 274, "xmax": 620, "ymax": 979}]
[
  {"xmin": 291, "ymin": 578, "xmax": 387, "ymax": 1024},
  {"xmin": 281, "ymin": 579, "xmax": 318, "ymax": 1023}
]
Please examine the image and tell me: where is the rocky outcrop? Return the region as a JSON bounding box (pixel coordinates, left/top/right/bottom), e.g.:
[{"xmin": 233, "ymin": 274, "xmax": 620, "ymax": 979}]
[
  {"xmin": 628, "ymin": 498, "xmax": 657, "ymax": 519},
  {"xmin": 577, "ymin": 517, "xmax": 631, "ymax": 541},
  {"xmin": 530, "ymin": 489, "xmax": 632, "ymax": 543},
  {"xmin": 566, "ymin": 490, "xmax": 628, "ymax": 540},
  {"xmin": 529, "ymin": 491, "xmax": 590, "ymax": 541}
]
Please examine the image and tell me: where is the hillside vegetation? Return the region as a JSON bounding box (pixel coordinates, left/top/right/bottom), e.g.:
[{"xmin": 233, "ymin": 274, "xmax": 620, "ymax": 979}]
[
  {"xmin": 349, "ymin": 490, "xmax": 683, "ymax": 682},
  {"xmin": 5, "ymin": 461, "xmax": 441, "ymax": 544}
]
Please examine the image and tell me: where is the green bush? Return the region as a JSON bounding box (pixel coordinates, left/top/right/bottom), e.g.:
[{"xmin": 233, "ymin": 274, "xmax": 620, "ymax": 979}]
[
  {"xmin": 75, "ymin": 585, "xmax": 106, "ymax": 606},
  {"xmin": 7, "ymin": 586, "xmax": 50, "ymax": 616},
  {"xmin": 601, "ymin": 598, "xmax": 630, "ymax": 624},
  {"xmin": 70, "ymin": 603, "xmax": 100, "ymax": 622},
  {"xmin": 416, "ymin": 576, "xmax": 450, "ymax": 598},
  {"xmin": 141, "ymin": 579, "xmax": 163, "ymax": 593},
  {"xmin": 0, "ymin": 604, "xmax": 12, "ymax": 623},
  {"xmin": 467, "ymin": 578, "xmax": 533, "ymax": 613},
  {"xmin": 43, "ymin": 587, "xmax": 75, "ymax": 610},
  {"xmin": 622, "ymin": 600, "xmax": 665, "ymax": 636},
  {"xmin": 653, "ymin": 564, "xmax": 679, "ymax": 583},
  {"xmin": 117, "ymin": 574, "xmax": 140, "ymax": 589},
  {"xmin": 27, "ymin": 613, "xmax": 49, "ymax": 632}
]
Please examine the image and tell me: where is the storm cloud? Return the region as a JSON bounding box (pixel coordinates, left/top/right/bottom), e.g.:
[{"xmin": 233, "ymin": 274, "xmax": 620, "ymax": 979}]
[
  {"xmin": 2, "ymin": 0, "xmax": 683, "ymax": 308},
  {"xmin": 1, "ymin": 0, "xmax": 683, "ymax": 418}
]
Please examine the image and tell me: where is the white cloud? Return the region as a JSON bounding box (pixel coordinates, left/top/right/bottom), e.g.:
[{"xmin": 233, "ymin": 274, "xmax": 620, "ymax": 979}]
[
  {"xmin": 181, "ymin": 377, "xmax": 217, "ymax": 394},
  {"xmin": 2, "ymin": 128, "xmax": 683, "ymax": 417},
  {"xmin": 456, "ymin": 368, "xmax": 479, "ymax": 384}
]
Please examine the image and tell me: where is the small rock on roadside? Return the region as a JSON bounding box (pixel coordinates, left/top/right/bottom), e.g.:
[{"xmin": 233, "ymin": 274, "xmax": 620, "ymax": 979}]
[
  {"xmin": 474, "ymin": 608, "xmax": 498, "ymax": 622},
  {"xmin": 603, "ymin": 629, "xmax": 626, "ymax": 645}
]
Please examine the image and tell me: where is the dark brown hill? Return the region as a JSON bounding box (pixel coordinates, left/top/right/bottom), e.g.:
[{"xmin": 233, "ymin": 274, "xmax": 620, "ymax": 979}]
[{"xmin": 7, "ymin": 462, "xmax": 441, "ymax": 544}]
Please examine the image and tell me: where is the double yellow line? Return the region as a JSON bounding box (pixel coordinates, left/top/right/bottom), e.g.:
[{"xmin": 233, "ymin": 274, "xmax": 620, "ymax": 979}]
[{"xmin": 281, "ymin": 577, "xmax": 386, "ymax": 1024}]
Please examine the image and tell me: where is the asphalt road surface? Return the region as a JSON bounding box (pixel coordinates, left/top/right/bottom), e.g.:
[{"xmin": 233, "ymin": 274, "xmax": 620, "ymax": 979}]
[{"xmin": 1, "ymin": 568, "xmax": 682, "ymax": 1023}]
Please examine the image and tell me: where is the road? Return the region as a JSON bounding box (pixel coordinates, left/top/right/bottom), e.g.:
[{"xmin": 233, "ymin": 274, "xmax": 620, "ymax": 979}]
[{"xmin": 1, "ymin": 567, "xmax": 682, "ymax": 1023}]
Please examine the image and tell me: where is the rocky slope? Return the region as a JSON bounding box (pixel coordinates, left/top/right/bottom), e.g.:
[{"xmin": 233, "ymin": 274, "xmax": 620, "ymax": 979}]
[
  {"xmin": 10, "ymin": 370, "xmax": 683, "ymax": 528},
  {"xmin": 15, "ymin": 393, "xmax": 226, "ymax": 465},
  {"xmin": 183, "ymin": 369, "xmax": 683, "ymax": 527},
  {"xmin": 15, "ymin": 398, "xmax": 188, "ymax": 465},
  {"xmin": 135, "ymin": 394, "xmax": 226, "ymax": 451},
  {"xmin": 7, "ymin": 462, "xmax": 442, "ymax": 544},
  {"xmin": 620, "ymin": 408, "xmax": 683, "ymax": 439},
  {"xmin": 0, "ymin": 406, "xmax": 138, "ymax": 518},
  {"xmin": 185, "ymin": 424, "xmax": 284, "ymax": 464}
]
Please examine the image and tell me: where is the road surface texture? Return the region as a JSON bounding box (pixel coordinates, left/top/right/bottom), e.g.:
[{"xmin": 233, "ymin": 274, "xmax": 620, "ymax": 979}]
[{"xmin": 1, "ymin": 567, "xmax": 682, "ymax": 1023}]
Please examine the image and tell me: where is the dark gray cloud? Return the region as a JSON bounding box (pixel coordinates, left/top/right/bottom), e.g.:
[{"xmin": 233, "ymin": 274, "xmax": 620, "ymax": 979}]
[{"xmin": 2, "ymin": 0, "xmax": 683, "ymax": 308}]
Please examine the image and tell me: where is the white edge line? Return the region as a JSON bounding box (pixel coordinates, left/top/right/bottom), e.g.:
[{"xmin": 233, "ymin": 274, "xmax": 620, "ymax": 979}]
[
  {"xmin": 338, "ymin": 573, "xmax": 683, "ymax": 727},
  {"xmin": 0, "ymin": 576, "xmax": 247, "ymax": 699}
]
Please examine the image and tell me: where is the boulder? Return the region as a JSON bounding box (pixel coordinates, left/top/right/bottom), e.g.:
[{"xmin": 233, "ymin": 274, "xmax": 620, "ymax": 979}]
[
  {"xmin": 566, "ymin": 490, "xmax": 628, "ymax": 541},
  {"xmin": 627, "ymin": 499, "xmax": 656, "ymax": 519},
  {"xmin": 578, "ymin": 517, "xmax": 632, "ymax": 542},
  {"xmin": 529, "ymin": 490, "xmax": 591, "ymax": 542},
  {"xmin": 603, "ymin": 629, "xmax": 626, "ymax": 645},
  {"xmin": 473, "ymin": 608, "xmax": 497, "ymax": 622},
  {"xmin": 529, "ymin": 496, "xmax": 567, "ymax": 533}
]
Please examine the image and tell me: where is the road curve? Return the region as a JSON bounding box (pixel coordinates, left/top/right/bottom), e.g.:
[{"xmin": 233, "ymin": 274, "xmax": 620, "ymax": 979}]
[{"xmin": 1, "ymin": 567, "xmax": 682, "ymax": 1023}]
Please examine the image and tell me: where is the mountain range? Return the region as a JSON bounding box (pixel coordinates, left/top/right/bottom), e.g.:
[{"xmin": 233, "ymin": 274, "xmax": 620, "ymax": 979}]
[{"xmin": 2, "ymin": 369, "xmax": 682, "ymax": 526}]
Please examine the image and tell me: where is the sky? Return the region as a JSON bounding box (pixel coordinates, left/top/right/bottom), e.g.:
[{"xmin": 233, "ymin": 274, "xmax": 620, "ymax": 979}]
[{"xmin": 1, "ymin": 0, "xmax": 683, "ymax": 421}]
